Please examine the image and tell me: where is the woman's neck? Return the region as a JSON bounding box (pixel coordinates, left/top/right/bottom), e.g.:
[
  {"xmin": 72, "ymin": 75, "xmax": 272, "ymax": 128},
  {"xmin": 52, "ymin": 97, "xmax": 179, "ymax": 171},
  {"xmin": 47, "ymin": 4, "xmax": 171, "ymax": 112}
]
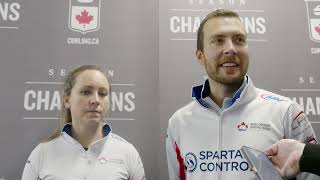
[{"xmin": 71, "ymin": 122, "xmax": 104, "ymax": 148}]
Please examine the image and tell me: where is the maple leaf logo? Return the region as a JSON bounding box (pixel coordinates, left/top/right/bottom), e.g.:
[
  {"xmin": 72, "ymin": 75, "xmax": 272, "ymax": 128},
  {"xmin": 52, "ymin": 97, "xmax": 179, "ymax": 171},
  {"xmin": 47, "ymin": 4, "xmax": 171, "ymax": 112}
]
[
  {"xmin": 237, "ymin": 122, "xmax": 248, "ymax": 128},
  {"xmin": 76, "ymin": 9, "xmax": 94, "ymax": 28},
  {"xmin": 315, "ymin": 24, "xmax": 320, "ymax": 35},
  {"xmin": 237, "ymin": 122, "xmax": 248, "ymax": 131}
]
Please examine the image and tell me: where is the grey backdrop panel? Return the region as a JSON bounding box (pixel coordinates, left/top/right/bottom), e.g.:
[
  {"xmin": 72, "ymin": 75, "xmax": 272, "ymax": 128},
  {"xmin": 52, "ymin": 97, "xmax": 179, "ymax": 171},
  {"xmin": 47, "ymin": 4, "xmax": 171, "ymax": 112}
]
[
  {"xmin": 1, "ymin": 0, "xmax": 320, "ymax": 180},
  {"xmin": 159, "ymin": 0, "xmax": 320, "ymax": 179},
  {"xmin": 0, "ymin": 0, "xmax": 158, "ymax": 179}
]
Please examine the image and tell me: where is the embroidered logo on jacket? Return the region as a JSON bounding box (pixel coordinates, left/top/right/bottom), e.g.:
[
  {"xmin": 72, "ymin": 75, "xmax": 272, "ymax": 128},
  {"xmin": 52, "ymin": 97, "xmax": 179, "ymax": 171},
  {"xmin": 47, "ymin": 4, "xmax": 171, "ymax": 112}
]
[
  {"xmin": 237, "ymin": 122, "xmax": 248, "ymax": 132},
  {"xmin": 291, "ymin": 111, "xmax": 307, "ymax": 131},
  {"xmin": 249, "ymin": 123, "xmax": 271, "ymax": 131},
  {"xmin": 261, "ymin": 94, "xmax": 286, "ymax": 102},
  {"xmin": 238, "ymin": 122, "xmax": 271, "ymax": 132},
  {"xmin": 98, "ymin": 157, "xmax": 125, "ymax": 165}
]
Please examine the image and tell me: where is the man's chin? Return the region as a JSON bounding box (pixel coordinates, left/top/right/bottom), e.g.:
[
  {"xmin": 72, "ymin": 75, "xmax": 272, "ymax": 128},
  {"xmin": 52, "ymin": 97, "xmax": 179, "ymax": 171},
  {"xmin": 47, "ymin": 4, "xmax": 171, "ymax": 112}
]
[
  {"xmin": 211, "ymin": 74, "xmax": 244, "ymax": 85},
  {"xmin": 217, "ymin": 78, "xmax": 243, "ymax": 85}
]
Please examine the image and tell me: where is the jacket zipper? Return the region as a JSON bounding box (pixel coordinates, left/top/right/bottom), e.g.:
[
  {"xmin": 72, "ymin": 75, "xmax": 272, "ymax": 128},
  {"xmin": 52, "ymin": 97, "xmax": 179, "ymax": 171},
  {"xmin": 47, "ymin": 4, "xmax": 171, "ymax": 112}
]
[{"xmin": 218, "ymin": 112, "xmax": 222, "ymax": 180}]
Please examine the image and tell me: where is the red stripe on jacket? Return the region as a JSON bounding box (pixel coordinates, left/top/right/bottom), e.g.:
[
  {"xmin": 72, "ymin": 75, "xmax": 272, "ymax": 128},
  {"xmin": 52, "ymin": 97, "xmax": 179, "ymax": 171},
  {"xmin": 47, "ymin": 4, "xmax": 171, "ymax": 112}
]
[{"xmin": 175, "ymin": 142, "xmax": 186, "ymax": 180}]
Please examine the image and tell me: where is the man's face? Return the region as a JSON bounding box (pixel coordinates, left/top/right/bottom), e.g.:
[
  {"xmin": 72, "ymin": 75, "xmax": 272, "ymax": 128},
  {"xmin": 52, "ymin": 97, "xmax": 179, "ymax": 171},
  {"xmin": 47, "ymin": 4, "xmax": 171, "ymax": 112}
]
[{"xmin": 197, "ymin": 17, "xmax": 249, "ymax": 85}]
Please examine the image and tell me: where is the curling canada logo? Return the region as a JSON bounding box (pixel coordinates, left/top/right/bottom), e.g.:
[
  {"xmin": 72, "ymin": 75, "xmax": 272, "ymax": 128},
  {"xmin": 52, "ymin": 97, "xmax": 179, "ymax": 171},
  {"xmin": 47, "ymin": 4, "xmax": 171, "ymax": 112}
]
[
  {"xmin": 237, "ymin": 122, "xmax": 248, "ymax": 132},
  {"xmin": 69, "ymin": 0, "xmax": 100, "ymax": 34},
  {"xmin": 305, "ymin": 0, "xmax": 320, "ymax": 42}
]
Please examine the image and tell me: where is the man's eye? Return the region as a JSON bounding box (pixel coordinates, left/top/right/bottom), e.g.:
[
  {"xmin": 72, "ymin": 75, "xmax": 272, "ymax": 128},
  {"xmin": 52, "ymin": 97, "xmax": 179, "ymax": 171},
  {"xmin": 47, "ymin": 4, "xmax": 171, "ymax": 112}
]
[
  {"xmin": 236, "ymin": 37, "xmax": 246, "ymax": 44},
  {"xmin": 99, "ymin": 92, "xmax": 108, "ymax": 97},
  {"xmin": 212, "ymin": 38, "xmax": 223, "ymax": 44}
]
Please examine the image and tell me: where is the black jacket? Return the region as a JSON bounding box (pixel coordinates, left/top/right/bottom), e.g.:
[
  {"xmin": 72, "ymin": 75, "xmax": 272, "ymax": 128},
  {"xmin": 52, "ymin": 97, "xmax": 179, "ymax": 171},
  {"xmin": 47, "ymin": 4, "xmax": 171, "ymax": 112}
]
[{"xmin": 300, "ymin": 143, "xmax": 320, "ymax": 176}]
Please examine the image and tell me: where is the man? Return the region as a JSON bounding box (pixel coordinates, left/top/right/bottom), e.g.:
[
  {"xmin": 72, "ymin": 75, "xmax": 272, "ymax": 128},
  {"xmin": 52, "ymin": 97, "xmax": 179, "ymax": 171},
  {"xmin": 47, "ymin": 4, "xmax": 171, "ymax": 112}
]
[
  {"xmin": 265, "ymin": 139, "xmax": 320, "ymax": 178},
  {"xmin": 166, "ymin": 9, "xmax": 319, "ymax": 180}
]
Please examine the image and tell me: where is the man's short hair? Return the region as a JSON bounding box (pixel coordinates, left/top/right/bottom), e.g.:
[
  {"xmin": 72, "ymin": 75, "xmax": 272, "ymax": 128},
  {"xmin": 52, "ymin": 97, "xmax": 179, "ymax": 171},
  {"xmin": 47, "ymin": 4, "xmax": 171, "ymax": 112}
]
[{"xmin": 197, "ymin": 9, "xmax": 241, "ymax": 51}]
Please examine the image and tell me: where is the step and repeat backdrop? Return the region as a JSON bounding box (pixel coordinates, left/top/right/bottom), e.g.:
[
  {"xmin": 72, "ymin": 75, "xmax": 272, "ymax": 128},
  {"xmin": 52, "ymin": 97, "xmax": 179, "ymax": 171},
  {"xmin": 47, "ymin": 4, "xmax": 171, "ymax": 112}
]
[
  {"xmin": 1, "ymin": 0, "xmax": 320, "ymax": 179},
  {"xmin": 159, "ymin": 0, "xmax": 320, "ymax": 179},
  {"xmin": 0, "ymin": 0, "xmax": 158, "ymax": 179}
]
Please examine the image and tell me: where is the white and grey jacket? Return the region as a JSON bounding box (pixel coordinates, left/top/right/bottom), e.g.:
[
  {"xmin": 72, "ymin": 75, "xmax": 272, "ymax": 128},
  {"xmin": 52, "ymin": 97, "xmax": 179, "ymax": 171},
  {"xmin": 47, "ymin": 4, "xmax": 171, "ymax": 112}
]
[{"xmin": 166, "ymin": 76, "xmax": 319, "ymax": 180}]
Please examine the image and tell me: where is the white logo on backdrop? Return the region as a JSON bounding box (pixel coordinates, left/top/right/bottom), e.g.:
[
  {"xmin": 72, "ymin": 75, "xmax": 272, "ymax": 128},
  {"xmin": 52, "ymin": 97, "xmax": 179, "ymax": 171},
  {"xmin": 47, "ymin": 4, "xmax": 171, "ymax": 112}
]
[
  {"xmin": 68, "ymin": 0, "xmax": 100, "ymax": 34},
  {"xmin": 23, "ymin": 68, "xmax": 136, "ymax": 121},
  {"xmin": 168, "ymin": 0, "xmax": 268, "ymax": 42},
  {"xmin": 0, "ymin": 2, "xmax": 21, "ymax": 29},
  {"xmin": 305, "ymin": 0, "xmax": 320, "ymax": 42},
  {"xmin": 281, "ymin": 76, "xmax": 320, "ymax": 122}
]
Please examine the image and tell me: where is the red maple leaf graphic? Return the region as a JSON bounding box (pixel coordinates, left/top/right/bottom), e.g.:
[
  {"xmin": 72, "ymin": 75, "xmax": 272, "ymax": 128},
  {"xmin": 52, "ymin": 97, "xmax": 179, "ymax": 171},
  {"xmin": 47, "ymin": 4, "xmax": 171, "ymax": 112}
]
[
  {"xmin": 315, "ymin": 24, "xmax": 320, "ymax": 35},
  {"xmin": 75, "ymin": 9, "xmax": 93, "ymax": 28}
]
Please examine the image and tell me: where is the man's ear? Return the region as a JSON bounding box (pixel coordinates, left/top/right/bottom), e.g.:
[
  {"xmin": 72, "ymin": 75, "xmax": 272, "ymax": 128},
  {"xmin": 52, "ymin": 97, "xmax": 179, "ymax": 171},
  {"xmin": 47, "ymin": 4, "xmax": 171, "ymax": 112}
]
[
  {"xmin": 63, "ymin": 95, "xmax": 70, "ymax": 108},
  {"xmin": 196, "ymin": 50, "xmax": 205, "ymax": 65}
]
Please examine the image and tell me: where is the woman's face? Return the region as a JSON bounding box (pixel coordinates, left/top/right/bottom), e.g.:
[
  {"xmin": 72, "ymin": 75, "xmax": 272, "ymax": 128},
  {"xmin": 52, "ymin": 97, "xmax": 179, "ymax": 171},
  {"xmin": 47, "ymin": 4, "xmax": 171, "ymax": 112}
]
[{"xmin": 64, "ymin": 69, "xmax": 110, "ymax": 126}]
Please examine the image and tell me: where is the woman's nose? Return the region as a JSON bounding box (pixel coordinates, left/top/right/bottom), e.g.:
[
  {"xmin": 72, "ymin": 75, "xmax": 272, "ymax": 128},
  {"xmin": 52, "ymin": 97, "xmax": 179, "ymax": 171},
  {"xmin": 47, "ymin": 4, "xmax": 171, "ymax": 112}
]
[{"xmin": 90, "ymin": 93, "xmax": 100, "ymax": 106}]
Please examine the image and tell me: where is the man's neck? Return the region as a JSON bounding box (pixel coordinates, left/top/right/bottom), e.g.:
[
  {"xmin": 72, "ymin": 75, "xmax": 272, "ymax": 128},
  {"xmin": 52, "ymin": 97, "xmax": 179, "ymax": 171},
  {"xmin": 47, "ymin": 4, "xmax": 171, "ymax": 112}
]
[{"xmin": 208, "ymin": 79, "xmax": 243, "ymax": 108}]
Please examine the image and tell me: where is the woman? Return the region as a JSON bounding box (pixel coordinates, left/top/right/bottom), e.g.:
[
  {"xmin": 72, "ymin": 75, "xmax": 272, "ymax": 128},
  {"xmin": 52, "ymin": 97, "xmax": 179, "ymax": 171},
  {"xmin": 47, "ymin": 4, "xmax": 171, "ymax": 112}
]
[{"xmin": 22, "ymin": 65, "xmax": 145, "ymax": 180}]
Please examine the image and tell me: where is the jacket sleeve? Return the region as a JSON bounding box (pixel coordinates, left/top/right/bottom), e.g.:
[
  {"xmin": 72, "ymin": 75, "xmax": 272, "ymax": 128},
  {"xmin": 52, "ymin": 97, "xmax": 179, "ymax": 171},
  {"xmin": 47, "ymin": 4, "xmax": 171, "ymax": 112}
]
[
  {"xmin": 127, "ymin": 144, "xmax": 145, "ymax": 180},
  {"xmin": 166, "ymin": 115, "xmax": 185, "ymax": 180},
  {"xmin": 21, "ymin": 144, "xmax": 43, "ymax": 180},
  {"xmin": 300, "ymin": 144, "xmax": 320, "ymax": 176},
  {"xmin": 283, "ymin": 102, "xmax": 320, "ymax": 180}
]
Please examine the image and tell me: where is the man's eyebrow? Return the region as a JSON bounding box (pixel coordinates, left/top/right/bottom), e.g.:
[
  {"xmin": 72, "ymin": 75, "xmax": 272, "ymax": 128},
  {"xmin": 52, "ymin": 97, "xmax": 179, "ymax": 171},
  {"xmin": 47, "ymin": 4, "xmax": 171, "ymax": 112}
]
[
  {"xmin": 208, "ymin": 34, "xmax": 226, "ymax": 40},
  {"xmin": 234, "ymin": 33, "xmax": 246, "ymax": 37},
  {"xmin": 99, "ymin": 87, "xmax": 109, "ymax": 91},
  {"xmin": 81, "ymin": 85, "xmax": 94, "ymax": 89},
  {"xmin": 210, "ymin": 34, "xmax": 226, "ymax": 38}
]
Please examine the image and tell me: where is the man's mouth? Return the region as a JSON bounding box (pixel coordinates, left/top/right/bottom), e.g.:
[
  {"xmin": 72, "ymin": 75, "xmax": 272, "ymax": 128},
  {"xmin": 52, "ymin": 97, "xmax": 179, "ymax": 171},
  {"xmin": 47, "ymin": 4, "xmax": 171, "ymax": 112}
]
[{"xmin": 221, "ymin": 62, "xmax": 238, "ymax": 67}]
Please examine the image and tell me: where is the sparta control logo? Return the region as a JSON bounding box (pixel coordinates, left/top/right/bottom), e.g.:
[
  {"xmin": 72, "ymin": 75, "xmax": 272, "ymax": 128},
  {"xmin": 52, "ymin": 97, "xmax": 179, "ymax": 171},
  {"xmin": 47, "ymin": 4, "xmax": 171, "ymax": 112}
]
[
  {"xmin": 69, "ymin": 0, "xmax": 100, "ymax": 34},
  {"xmin": 185, "ymin": 152, "xmax": 197, "ymax": 172},
  {"xmin": 305, "ymin": 0, "xmax": 320, "ymax": 42}
]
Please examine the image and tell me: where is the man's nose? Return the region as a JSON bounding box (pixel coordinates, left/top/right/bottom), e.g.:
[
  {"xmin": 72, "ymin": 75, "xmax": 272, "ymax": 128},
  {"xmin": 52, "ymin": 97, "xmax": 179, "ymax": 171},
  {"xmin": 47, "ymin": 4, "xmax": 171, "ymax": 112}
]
[{"xmin": 224, "ymin": 39, "xmax": 237, "ymax": 56}]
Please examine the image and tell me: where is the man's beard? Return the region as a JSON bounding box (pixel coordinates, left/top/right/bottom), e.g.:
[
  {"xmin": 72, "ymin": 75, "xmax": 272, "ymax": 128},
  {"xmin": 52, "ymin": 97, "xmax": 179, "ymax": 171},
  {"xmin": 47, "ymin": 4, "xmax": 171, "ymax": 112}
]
[{"xmin": 204, "ymin": 63, "xmax": 246, "ymax": 85}]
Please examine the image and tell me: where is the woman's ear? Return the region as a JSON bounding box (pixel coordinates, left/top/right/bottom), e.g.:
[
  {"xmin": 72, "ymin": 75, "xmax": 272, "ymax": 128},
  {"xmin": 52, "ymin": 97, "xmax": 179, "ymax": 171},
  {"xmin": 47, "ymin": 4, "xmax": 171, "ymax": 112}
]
[{"xmin": 63, "ymin": 95, "xmax": 70, "ymax": 108}]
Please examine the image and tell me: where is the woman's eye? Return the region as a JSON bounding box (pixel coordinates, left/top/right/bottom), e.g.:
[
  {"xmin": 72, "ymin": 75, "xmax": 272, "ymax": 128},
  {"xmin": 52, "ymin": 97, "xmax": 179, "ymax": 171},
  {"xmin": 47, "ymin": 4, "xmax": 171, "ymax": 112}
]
[{"xmin": 81, "ymin": 90, "xmax": 90, "ymax": 95}]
